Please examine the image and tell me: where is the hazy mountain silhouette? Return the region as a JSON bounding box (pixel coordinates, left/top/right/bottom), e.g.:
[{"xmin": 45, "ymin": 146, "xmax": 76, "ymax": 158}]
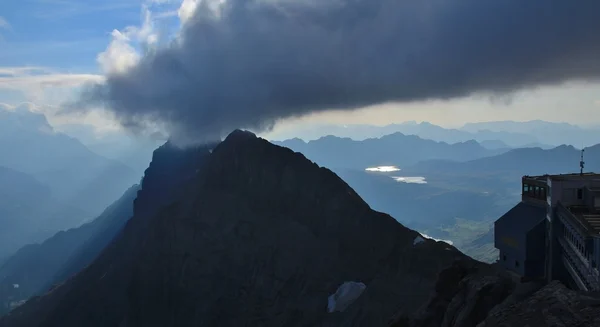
[
  {"xmin": 57, "ymin": 123, "xmax": 163, "ymax": 174},
  {"xmin": 0, "ymin": 185, "xmax": 139, "ymax": 315},
  {"xmin": 0, "ymin": 130, "xmax": 469, "ymax": 326},
  {"xmin": 0, "ymin": 166, "xmax": 88, "ymax": 259},
  {"xmin": 0, "ymin": 106, "xmax": 141, "ymax": 215},
  {"xmin": 333, "ymin": 168, "xmax": 510, "ymax": 231},
  {"xmin": 403, "ymin": 144, "xmax": 599, "ymax": 180},
  {"xmin": 275, "ymin": 133, "xmax": 504, "ymax": 170},
  {"xmin": 461, "ymin": 120, "xmax": 600, "ymax": 148},
  {"xmin": 268, "ymin": 122, "xmax": 545, "ymax": 148}
]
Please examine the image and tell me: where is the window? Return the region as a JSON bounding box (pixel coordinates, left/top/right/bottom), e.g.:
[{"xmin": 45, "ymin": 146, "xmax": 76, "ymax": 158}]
[
  {"xmin": 541, "ymin": 187, "xmax": 546, "ymax": 199},
  {"xmin": 515, "ymin": 260, "xmax": 520, "ymax": 268},
  {"xmin": 523, "ymin": 183, "xmax": 548, "ymax": 200},
  {"xmin": 503, "ymin": 255, "xmax": 507, "ymax": 261},
  {"xmin": 578, "ymin": 189, "xmax": 583, "ymax": 200}
]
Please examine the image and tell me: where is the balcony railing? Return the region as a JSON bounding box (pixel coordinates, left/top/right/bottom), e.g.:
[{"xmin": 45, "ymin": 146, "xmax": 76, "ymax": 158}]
[
  {"xmin": 557, "ymin": 202, "xmax": 592, "ymax": 236},
  {"xmin": 558, "ymin": 236, "xmax": 600, "ymax": 291}
]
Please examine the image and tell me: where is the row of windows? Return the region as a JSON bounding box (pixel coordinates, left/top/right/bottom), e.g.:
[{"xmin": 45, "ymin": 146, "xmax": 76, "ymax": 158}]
[{"xmin": 523, "ymin": 183, "xmax": 547, "ymax": 201}]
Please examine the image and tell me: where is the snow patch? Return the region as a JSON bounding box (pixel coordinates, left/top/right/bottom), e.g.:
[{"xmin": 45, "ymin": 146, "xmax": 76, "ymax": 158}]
[
  {"xmin": 327, "ymin": 281, "xmax": 366, "ymax": 313},
  {"xmin": 413, "ymin": 236, "xmax": 426, "ymax": 245}
]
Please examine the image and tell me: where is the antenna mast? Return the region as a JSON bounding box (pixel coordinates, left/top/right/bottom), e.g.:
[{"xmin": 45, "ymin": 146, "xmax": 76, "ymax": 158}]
[{"xmin": 580, "ymin": 148, "xmax": 585, "ymax": 175}]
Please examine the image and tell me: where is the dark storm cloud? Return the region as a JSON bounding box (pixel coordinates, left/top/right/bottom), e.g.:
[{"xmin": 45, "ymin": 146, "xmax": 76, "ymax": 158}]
[{"xmin": 76, "ymin": 0, "xmax": 600, "ymax": 142}]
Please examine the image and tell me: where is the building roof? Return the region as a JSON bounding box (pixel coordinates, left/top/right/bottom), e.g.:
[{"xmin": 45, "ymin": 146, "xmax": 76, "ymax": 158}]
[
  {"xmin": 495, "ymin": 202, "xmax": 546, "ymax": 235},
  {"xmin": 523, "ymin": 173, "xmax": 600, "ymax": 182}
]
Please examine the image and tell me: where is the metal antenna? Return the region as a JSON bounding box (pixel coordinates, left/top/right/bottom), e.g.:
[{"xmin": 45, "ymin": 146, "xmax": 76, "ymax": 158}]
[{"xmin": 580, "ymin": 148, "xmax": 585, "ymax": 175}]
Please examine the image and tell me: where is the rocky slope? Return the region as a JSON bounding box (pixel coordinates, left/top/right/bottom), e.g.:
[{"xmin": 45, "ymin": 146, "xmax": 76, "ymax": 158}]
[
  {"xmin": 0, "ymin": 130, "xmax": 469, "ymax": 326},
  {"xmin": 390, "ymin": 259, "xmax": 600, "ymax": 327}
]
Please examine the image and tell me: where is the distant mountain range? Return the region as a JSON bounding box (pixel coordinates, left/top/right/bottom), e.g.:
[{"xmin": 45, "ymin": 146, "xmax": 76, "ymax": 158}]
[
  {"xmin": 56, "ymin": 123, "xmax": 162, "ymax": 174},
  {"xmin": 462, "ymin": 120, "xmax": 600, "ymax": 147},
  {"xmin": 267, "ymin": 120, "xmax": 599, "ymax": 148},
  {"xmin": 333, "ymin": 168, "xmax": 513, "ymax": 231},
  {"xmin": 403, "ymin": 144, "xmax": 599, "ymax": 180},
  {"xmin": 0, "ymin": 185, "xmax": 139, "ymax": 315},
  {"xmin": 0, "ymin": 107, "xmax": 141, "ymax": 215},
  {"xmin": 0, "ymin": 166, "xmax": 88, "ymax": 259},
  {"xmin": 275, "ymin": 132, "xmax": 506, "ymax": 170}
]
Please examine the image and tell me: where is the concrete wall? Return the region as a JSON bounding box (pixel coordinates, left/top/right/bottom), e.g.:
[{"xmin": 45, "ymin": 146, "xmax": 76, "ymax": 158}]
[
  {"xmin": 525, "ymin": 220, "xmax": 547, "ymax": 278},
  {"xmin": 495, "ymin": 218, "xmax": 527, "ymax": 276},
  {"xmin": 551, "ymin": 179, "xmax": 600, "ymax": 208}
]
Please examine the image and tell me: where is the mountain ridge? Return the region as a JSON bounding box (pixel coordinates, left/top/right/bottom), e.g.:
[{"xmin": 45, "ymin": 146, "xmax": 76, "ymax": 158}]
[
  {"xmin": 0, "ymin": 130, "xmax": 468, "ymax": 326},
  {"xmin": 0, "ymin": 107, "xmax": 141, "ymax": 215},
  {"xmin": 274, "ymin": 132, "xmax": 503, "ymax": 170}
]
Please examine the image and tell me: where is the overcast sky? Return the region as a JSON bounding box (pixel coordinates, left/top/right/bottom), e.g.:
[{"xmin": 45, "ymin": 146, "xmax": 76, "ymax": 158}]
[{"xmin": 1, "ymin": 0, "xmax": 599, "ymax": 141}]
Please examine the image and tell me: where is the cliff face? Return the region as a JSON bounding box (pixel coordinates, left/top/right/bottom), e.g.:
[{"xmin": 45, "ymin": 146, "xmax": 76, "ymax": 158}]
[{"xmin": 0, "ymin": 130, "xmax": 468, "ymax": 327}]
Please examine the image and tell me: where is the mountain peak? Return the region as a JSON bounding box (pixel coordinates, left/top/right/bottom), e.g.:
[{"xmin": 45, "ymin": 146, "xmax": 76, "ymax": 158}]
[
  {"xmin": 1, "ymin": 129, "xmax": 469, "ymax": 327},
  {"xmin": 0, "ymin": 104, "xmax": 54, "ymax": 134},
  {"xmin": 223, "ymin": 128, "xmax": 258, "ymax": 142}
]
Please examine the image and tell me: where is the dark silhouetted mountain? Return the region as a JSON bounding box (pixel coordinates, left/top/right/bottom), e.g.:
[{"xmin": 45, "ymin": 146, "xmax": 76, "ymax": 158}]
[
  {"xmin": 0, "ymin": 130, "xmax": 470, "ymax": 327},
  {"xmin": 0, "ymin": 185, "xmax": 139, "ymax": 315},
  {"xmin": 0, "ymin": 106, "xmax": 140, "ymax": 215},
  {"xmin": 462, "ymin": 120, "xmax": 600, "ymax": 148},
  {"xmin": 403, "ymin": 144, "xmax": 600, "ymax": 180},
  {"xmin": 0, "ymin": 166, "xmax": 88, "ymax": 259},
  {"xmin": 275, "ymin": 133, "xmax": 503, "ymax": 170}
]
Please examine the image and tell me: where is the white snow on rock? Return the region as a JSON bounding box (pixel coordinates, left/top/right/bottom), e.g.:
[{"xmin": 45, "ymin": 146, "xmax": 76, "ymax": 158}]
[
  {"xmin": 413, "ymin": 233, "xmax": 454, "ymax": 246},
  {"xmin": 327, "ymin": 281, "xmax": 367, "ymax": 313},
  {"xmin": 413, "ymin": 236, "xmax": 426, "ymax": 245},
  {"xmin": 421, "ymin": 233, "xmax": 454, "ymax": 245}
]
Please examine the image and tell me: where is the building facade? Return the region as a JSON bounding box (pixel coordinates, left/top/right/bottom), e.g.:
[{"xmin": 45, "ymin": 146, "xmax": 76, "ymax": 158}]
[{"xmin": 495, "ymin": 173, "xmax": 600, "ymax": 291}]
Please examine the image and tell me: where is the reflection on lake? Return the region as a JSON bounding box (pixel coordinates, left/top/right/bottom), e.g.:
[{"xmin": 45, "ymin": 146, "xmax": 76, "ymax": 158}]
[
  {"xmin": 365, "ymin": 166, "xmax": 400, "ymax": 172},
  {"xmin": 391, "ymin": 176, "xmax": 427, "ymax": 184}
]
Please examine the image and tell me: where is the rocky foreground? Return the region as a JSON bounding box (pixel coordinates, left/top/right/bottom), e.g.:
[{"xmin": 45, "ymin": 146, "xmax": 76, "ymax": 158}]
[
  {"xmin": 391, "ymin": 259, "xmax": 600, "ymax": 327},
  {"xmin": 1, "ymin": 130, "xmax": 599, "ymax": 327}
]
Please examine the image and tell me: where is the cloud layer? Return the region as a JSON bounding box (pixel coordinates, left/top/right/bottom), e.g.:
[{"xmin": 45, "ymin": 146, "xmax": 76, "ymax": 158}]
[{"xmin": 76, "ymin": 0, "xmax": 600, "ymax": 143}]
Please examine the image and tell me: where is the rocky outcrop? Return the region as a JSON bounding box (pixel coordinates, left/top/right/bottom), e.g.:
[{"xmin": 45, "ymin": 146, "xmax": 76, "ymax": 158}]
[
  {"xmin": 390, "ymin": 257, "xmax": 600, "ymax": 327},
  {"xmin": 480, "ymin": 281, "xmax": 600, "ymax": 327},
  {"xmin": 389, "ymin": 259, "xmax": 514, "ymax": 327},
  {"xmin": 0, "ymin": 130, "xmax": 470, "ymax": 327}
]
